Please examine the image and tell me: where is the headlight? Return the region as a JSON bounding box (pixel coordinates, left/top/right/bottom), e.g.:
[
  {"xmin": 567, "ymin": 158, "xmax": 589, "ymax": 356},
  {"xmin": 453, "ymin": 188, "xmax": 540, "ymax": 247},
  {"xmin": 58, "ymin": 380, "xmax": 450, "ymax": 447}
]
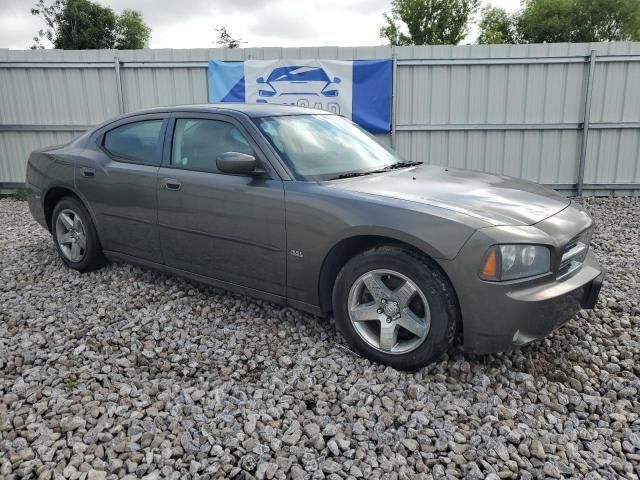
[{"xmin": 480, "ymin": 244, "xmax": 550, "ymax": 281}]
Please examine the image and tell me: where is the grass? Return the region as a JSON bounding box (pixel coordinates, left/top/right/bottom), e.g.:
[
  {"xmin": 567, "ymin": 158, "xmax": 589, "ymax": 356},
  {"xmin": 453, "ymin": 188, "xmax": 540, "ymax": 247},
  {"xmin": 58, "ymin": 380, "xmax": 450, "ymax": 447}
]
[
  {"xmin": 0, "ymin": 189, "xmax": 27, "ymax": 201},
  {"xmin": 63, "ymin": 375, "xmax": 78, "ymax": 391},
  {"xmin": 12, "ymin": 189, "xmax": 27, "ymax": 201}
]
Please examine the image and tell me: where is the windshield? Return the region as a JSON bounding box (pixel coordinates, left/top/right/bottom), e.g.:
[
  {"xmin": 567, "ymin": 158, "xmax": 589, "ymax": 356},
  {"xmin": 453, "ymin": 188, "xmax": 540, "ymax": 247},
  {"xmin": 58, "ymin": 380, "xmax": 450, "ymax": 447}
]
[
  {"xmin": 267, "ymin": 66, "xmax": 330, "ymax": 83},
  {"xmin": 254, "ymin": 114, "xmax": 404, "ymax": 181}
]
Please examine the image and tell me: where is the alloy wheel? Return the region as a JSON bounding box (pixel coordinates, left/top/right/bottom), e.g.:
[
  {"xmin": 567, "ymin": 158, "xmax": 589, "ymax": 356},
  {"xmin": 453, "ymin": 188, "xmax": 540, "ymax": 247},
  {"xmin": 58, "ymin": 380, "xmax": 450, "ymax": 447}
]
[
  {"xmin": 55, "ymin": 209, "xmax": 87, "ymax": 262},
  {"xmin": 347, "ymin": 269, "xmax": 431, "ymax": 355}
]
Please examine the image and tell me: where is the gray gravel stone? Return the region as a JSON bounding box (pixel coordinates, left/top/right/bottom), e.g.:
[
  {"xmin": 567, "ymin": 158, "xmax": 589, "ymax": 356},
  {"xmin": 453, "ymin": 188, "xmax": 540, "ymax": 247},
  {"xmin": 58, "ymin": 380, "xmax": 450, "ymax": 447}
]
[
  {"xmin": 1, "ymin": 196, "xmax": 639, "ymax": 479},
  {"xmin": 529, "ymin": 438, "xmax": 546, "ymax": 460},
  {"xmin": 59, "ymin": 416, "xmax": 86, "ymax": 432},
  {"xmin": 87, "ymin": 470, "xmax": 107, "ymax": 480}
]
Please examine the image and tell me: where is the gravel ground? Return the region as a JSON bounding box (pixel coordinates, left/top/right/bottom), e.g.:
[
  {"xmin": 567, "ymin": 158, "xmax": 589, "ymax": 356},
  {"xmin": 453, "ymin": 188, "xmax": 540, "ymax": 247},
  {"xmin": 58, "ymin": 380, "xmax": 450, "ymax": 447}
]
[{"xmin": 0, "ymin": 196, "xmax": 639, "ymax": 480}]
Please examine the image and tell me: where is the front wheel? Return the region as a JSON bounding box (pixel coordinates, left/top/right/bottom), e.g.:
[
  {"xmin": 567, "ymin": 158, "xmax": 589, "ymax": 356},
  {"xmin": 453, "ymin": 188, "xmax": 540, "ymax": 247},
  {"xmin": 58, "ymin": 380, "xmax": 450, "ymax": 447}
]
[
  {"xmin": 333, "ymin": 245, "xmax": 459, "ymax": 371},
  {"xmin": 51, "ymin": 197, "xmax": 104, "ymax": 272}
]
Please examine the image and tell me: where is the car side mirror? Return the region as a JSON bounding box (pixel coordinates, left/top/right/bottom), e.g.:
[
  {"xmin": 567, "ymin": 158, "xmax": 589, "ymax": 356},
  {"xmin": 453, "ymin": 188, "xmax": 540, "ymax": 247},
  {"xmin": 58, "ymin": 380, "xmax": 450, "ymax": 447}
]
[
  {"xmin": 256, "ymin": 76, "xmax": 265, "ymax": 84},
  {"xmin": 216, "ymin": 152, "xmax": 263, "ymax": 176},
  {"xmin": 333, "ymin": 77, "xmax": 341, "ymax": 84}
]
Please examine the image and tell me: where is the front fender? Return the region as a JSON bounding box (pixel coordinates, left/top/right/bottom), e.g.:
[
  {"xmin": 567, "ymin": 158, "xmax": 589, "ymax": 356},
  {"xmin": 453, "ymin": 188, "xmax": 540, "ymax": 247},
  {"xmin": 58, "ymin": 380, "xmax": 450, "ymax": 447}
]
[
  {"xmin": 325, "ymin": 223, "xmax": 473, "ymax": 263},
  {"xmin": 284, "ymin": 182, "xmax": 484, "ymax": 307}
]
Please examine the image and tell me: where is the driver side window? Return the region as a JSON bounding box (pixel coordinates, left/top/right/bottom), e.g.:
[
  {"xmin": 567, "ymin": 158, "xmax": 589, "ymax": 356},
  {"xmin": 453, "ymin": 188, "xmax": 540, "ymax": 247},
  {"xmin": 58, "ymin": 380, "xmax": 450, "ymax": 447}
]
[{"xmin": 172, "ymin": 119, "xmax": 254, "ymax": 174}]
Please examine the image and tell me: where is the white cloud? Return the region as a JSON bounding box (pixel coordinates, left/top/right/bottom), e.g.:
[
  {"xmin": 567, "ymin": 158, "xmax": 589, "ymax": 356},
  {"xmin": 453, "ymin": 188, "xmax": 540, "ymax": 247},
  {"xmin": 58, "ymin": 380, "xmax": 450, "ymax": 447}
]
[
  {"xmin": 485, "ymin": 0, "xmax": 522, "ymax": 12},
  {"xmin": 0, "ymin": 0, "xmax": 523, "ymax": 50}
]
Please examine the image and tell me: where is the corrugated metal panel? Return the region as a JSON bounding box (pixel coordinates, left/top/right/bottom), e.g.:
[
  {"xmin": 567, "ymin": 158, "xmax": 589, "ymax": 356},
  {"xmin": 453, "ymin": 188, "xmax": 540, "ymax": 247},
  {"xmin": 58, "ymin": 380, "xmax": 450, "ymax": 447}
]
[
  {"xmin": 1, "ymin": 43, "xmax": 639, "ymax": 194},
  {"xmin": 395, "ymin": 130, "xmax": 581, "ymax": 184},
  {"xmin": 0, "ymin": 49, "xmax": 120, "ymax": 126},
  {"xmin": 396, "ymin": 62, "xmax": 587, "ymax": 126},
  {"xmin": 584, "ymin": 129, "xmax": 640, "ymax": 184},
  {"xmin": 0, "ymin": 131, "xmax": 80, "ymax": 183}
]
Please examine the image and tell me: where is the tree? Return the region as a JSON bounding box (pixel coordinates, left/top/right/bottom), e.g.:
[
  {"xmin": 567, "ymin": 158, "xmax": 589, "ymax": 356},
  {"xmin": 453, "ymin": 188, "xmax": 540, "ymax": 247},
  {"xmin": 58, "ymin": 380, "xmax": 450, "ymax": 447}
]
[
  {"xmin": 380, "ymin": 0, "xmax": 481, "ymax": 46},
  {"xmin": 487, "ymin": 0, "xmax": 640, "ymax": 44},
  {"xmin": 55, "ymin": 0, "xmax": 117, "ymax": 49},
  {"xmin": 215, "ymin": 27, "xmax": 245, "ymax": 49},
  {"xmin": 517, "ymin": 0, "xmax": 580, "ymax": 43},
  {"xmin": 31, "ymin": 0, "xmax": 151, "ymax": 50},
  {"xmin": 477, "ymin": 6, "xmax": 518, "ymax": 44},
  {"xmin": 570, "ymin": 0, "xmax": 640, "ymax": 42},
  {"xmin": 30, "ymin": 0, "xmax": 62, "ymax": 49},
  {"xmin": 115, "ymin": 9, "xmax": 151, "ymax": 49}
]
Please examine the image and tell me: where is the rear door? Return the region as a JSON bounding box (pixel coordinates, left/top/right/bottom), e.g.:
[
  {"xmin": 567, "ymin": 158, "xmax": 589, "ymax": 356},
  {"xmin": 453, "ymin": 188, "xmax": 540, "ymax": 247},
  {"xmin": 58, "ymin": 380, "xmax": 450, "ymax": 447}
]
[
  {"xmin": 77, "ymin": 113, "xmax": 168, "ymax": 263},
  {"xmin": 156, "ymin": 112, "xmax": 287, "ymax": 296}
]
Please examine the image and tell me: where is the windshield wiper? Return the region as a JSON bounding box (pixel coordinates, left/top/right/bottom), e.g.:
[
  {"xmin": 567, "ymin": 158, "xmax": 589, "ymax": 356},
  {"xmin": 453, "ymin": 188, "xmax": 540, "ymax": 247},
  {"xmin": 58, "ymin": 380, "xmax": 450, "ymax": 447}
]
[
  {"xmin": 382, "ymin": 161, "xmax": 423, "ymax": 170},
  {"xmin": 328, "ymin": 161, "xmax": 422, "ymax": 181},
  {"xmin": 329, "ymin": 171, "xmax": 379, "ymax": 180}
]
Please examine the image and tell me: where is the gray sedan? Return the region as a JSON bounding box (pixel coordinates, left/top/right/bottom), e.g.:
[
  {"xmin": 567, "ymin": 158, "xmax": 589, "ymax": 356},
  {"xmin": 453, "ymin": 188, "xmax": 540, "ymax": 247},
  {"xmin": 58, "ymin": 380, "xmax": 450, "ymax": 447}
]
[{"xmin": 26, "ymin": 104, "xmax": 603, "ymax": 370}]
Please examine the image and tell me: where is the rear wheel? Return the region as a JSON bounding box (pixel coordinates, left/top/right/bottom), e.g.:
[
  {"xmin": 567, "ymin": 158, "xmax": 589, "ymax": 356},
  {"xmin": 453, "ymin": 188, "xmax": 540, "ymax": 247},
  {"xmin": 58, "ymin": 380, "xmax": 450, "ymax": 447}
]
[
  {"xmin": 333, "ymin": 245, "xmax": 458, "ymax": 370},
  {"xmin": 52, "ymin": 197, "xmax": 103, "ymax": 272}
]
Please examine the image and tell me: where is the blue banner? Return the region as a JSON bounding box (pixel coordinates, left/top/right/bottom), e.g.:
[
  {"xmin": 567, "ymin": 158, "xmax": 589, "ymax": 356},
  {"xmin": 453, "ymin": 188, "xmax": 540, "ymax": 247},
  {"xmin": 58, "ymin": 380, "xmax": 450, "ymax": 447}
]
[{"xmin": 208, "ymin": 59, "xmax": 392, "ymax": 134}]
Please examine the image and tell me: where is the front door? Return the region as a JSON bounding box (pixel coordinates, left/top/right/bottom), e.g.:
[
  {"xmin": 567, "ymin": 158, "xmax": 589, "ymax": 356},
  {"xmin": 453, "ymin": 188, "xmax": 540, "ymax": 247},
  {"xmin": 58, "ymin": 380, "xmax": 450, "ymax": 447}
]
[
  {"xmin": 77, "ymin": 114, "xmax": 167, "ymax": 263},
  {"xmin": 156, "ymin": 113, "xmax": 286, "ymax": 296}
]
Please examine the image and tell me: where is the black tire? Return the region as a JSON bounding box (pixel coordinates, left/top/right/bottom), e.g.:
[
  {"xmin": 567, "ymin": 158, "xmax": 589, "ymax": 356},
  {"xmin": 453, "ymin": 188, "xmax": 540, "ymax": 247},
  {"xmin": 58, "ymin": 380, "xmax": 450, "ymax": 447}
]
[
  {"xmin": 51, "ymin": 196, "xmax": 104, "ymax": 272},
  {"xmin": 333, "ymin": 245, "xmax": 459, "ymax": 371}
]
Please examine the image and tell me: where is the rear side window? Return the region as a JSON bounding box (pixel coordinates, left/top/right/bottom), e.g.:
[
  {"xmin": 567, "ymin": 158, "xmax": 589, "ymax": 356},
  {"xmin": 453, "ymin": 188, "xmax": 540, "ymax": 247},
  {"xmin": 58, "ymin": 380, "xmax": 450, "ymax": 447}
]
[
  {"xmin": 172, "ymin": 119, "xmax": 254, "ymax": 173},
  {"xmin": 103, "ymin": 120, "xmax": 164, "ymax": 165}
]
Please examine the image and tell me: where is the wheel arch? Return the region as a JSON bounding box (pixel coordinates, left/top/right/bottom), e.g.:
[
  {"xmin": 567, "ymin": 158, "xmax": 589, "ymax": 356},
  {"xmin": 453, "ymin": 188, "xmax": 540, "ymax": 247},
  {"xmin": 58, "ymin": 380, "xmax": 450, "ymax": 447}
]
[
  {"xmin": 317, "ymin": 232, "xmax": 459, "ymax": 319},
  {"xmin": 43, "ymin": 186, "xmax": 101, "ymax": 245}
]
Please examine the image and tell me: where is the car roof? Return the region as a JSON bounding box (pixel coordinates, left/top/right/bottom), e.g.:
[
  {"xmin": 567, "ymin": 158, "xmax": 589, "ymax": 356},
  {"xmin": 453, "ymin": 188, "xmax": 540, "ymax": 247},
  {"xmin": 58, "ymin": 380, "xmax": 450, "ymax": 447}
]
[{"xmin": 119, "ymin": 103, "xmax": 332, "ymax": 119}]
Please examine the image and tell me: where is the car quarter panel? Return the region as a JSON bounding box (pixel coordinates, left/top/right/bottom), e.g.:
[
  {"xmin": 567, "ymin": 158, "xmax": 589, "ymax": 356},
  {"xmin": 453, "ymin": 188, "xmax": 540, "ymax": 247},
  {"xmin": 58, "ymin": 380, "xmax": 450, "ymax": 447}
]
[
  {"xmin": 26, "ymin": 147, "xmax": 77, "ymax": 229},
  {"xmin": 283, "ymin": 182, "xmax": 488, "ymax": 307}
]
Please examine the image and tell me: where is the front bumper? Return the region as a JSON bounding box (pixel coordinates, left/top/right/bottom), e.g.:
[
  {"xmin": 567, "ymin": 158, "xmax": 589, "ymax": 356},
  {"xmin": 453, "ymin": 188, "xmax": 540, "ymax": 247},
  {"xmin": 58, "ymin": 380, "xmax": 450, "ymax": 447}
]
[
  {"xmin": 441, "ymin": 200, "xmax": 604, "ymax": 355},
  {"xmin": 455, "ymin": 250, "xmax": 603, "ymax": 355}
]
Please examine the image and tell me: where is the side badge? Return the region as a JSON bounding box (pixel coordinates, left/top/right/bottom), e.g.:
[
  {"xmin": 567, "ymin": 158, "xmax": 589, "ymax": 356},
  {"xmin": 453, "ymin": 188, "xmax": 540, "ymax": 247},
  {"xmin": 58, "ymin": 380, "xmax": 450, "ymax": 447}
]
[{"xmin": 290, "ymin": 249, "xmax": 304, "ymax": 258}]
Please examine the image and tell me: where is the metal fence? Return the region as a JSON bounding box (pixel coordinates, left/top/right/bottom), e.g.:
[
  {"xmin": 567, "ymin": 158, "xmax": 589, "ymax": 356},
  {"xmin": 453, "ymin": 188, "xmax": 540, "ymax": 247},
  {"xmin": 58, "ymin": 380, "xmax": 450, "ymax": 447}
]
[{"xmin": 1, "ymin": 42, "xmax": 640, "ymax": 195}]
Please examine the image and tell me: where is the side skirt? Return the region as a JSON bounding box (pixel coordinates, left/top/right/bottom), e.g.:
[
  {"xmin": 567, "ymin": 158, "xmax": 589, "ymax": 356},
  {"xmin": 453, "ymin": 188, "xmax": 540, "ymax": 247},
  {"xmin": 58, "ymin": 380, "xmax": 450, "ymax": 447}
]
[{"xmin": 102, "ymin": 250, "xmax": 324, "ymax": 317}]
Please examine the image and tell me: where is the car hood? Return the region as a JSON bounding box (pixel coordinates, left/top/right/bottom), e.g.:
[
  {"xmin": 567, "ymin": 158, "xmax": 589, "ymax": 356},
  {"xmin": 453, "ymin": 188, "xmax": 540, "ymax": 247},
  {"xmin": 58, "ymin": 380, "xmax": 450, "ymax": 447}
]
[{"xmin": 328, "ymin": 165, "xmax": 570, "ymax": 226}]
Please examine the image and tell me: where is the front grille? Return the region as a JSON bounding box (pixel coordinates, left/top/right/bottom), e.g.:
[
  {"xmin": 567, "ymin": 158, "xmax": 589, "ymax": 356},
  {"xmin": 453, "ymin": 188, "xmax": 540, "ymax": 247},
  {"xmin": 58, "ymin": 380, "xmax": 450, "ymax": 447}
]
[{"xmin": 557, "ymin": 228, "xmax": 592, "ymax": 280}]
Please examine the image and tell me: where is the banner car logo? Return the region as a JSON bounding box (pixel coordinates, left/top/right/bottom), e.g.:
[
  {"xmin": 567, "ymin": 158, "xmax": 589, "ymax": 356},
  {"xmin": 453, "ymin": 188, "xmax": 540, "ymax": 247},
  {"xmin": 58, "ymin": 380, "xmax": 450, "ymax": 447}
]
[
  {"xmin": 255, "ymin": 66, "xmax": 342, "ymax": 113},
  {"xmin": 208, "ymin": 58, "xmax": 392, "ymax": 134}
]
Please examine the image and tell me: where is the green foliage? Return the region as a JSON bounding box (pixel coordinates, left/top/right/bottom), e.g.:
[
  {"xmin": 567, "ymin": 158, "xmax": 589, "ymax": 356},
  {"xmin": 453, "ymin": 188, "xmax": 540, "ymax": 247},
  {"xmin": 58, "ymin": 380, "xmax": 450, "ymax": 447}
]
[
  {"xmin": 380, "ymin": 0, "xmax": 481, "ymax": 46},
  {"xmin": 477, "ymin": 6, "xmax": 518, "ymax": 44},
  {"xmin": 56, "ymin": 0, "xmax": 117, "ymax": 49},
  {"xmin": 518, "ymin": 0, "xmax": 581, "ymax": 43},
  {"xmin": 31, "ymin": 0, "xmax": 151, "ymax": 50},
  {"xmin": 63, "ymin": 375, "xmax": 78, "ymax": 391},
  {"xmin": 115, "ymin": 10, "xmax": 151, "ymax": 49},
  {"xmin": 215, "ymin": 27, "xmax": 245, "ymax": 48},
  {"xmin": 480, "ymin": 0, "xmax": 640, "ymax": 45},
  {"xmin": 12, "ymin": 189, "xmax": 27, "ymax": 202},
  {"xmin": 30, "ymin": 0, "xmax": 61, "ymax": 49},
  {"xmin": 570, "ymin": 0, "xmax": 640, "ymax": 41}
]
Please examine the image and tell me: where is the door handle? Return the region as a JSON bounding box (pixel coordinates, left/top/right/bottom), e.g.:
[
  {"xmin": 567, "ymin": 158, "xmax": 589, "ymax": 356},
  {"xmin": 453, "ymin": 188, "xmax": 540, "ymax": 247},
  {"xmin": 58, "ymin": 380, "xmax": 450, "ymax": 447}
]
[
  {"xmin": 81, "ymin": 167, "xmax": 95, "ymax": 177},
  {"xmin": 163, "ymin": 178, "xmax": 181, "ymax": 191}
]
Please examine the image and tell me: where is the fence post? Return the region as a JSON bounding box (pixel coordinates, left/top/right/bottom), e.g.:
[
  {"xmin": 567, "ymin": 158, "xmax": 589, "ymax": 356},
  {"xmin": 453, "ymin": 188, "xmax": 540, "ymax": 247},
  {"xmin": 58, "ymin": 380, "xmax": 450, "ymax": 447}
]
[
  {"xmin": 114, "ymin": 56, "xmax": 124, "ymax": 114},
  {"xmin": 577, "ymin": 49, "xmax": 596, "ymax": 196},
  {"xmin": 391, "ymin": 51, "xmax": 398, "ymax": 149}
]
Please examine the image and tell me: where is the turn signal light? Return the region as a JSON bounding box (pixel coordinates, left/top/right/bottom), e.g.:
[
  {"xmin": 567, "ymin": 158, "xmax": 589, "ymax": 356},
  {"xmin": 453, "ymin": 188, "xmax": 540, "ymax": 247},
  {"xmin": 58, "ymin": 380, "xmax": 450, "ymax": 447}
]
[{"xmin": 481, "ymin": 249, "xmax": 498, "ymax": 278}]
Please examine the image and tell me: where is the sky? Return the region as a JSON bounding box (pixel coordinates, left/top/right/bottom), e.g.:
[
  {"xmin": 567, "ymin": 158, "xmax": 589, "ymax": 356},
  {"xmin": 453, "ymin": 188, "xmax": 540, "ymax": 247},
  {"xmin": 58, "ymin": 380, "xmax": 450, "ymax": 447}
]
[{"xmin": 0, "ymin": 0, "xmax": 522, "ymax": 50}]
